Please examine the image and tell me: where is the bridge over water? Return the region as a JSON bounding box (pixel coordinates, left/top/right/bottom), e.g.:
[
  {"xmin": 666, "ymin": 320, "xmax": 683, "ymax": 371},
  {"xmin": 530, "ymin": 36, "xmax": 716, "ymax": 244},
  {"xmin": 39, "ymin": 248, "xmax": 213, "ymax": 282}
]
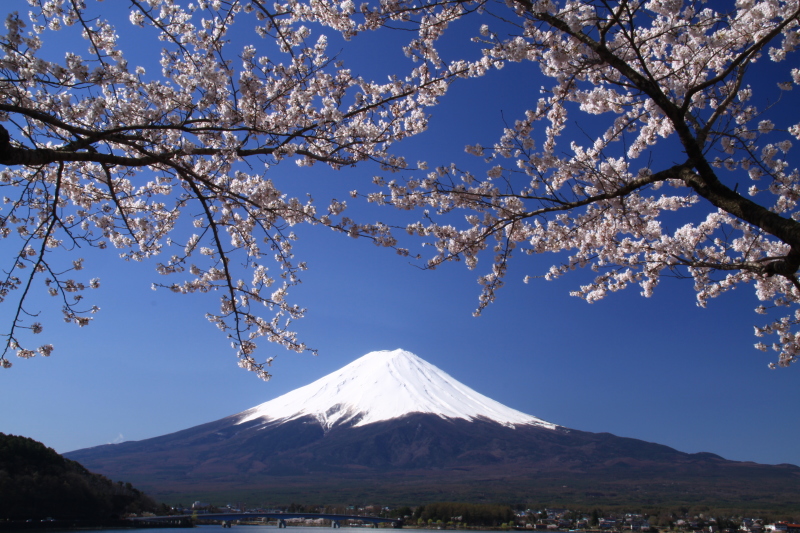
[{"xmin": 131, "ymin": 512, "xmax": 404, "ymax": 529}]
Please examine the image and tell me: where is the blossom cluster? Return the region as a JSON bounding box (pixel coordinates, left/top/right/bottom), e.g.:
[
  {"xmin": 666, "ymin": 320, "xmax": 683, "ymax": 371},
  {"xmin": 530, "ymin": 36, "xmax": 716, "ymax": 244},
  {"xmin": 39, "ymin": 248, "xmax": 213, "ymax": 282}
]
[
  {"xmin": 0, "ymin": 0, "xmax": 475, "ymax": 376},
  {"xmin": 1, "ymin": 0, "xmax": 799, "ymax": 374},
  {"xmin": 357, "ymin": 0, "xmax": 800, "ymax": 368}
]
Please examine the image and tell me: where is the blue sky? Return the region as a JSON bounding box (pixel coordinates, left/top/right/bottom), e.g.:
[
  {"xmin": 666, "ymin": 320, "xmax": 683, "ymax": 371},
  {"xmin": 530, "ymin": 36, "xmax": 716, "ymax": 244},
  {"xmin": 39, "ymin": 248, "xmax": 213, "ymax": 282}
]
[{"xmin": 2, "ymin": 1, "xmax": 800, "ymax": 471}]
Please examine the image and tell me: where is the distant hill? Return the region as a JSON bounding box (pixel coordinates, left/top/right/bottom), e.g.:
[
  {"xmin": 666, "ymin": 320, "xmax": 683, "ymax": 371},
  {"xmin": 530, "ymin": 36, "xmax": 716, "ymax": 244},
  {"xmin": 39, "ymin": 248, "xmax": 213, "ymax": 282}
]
[
  {"xmin": 0, "ymin": 432, "xmax": 157, "ymax": 520},
  {"xmin": 66, "ymin": 350, "xmax": 800, "ymax": 509}
]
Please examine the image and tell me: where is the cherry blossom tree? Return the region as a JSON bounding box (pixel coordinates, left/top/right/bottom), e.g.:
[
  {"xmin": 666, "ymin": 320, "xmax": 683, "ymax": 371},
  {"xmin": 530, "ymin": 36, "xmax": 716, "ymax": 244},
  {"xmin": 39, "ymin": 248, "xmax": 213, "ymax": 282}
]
[
  {"xmin": 0, "ymin": 0, "xmax": 459, "ymax": 377},
  {"xmin": 1, "ymin": 0, "xmax": 799, "ymax": 376},
  {"xmin": 352, "ymin": 0, "xmax": 800, "ymax": 369}
]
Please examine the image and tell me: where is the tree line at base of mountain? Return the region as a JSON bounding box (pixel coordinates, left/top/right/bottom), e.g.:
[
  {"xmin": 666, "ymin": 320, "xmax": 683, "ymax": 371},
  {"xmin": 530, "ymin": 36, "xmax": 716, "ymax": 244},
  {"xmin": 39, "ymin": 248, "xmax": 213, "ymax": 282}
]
[
  {"xmin": 271, "ymin": 502, "xmax": 800, "ymax": 529},
  {"xmin": 511, "ymin": 505, "xmax": 800, "ymax": 529},
  {"xmin": 153, "ymin": 473, "xmax": 800, "ymax": 516},
  {"xmin": 174, "ymin": 500, "xmax": 800, "ymax": 531},
  {"xmin": 547, "ymin": 506, "xmax": 800, "ymax": 527},
  {"xmin": 409, "ymin": 503, "xmax": 516, "ymax": 527},
  {"xmin": 0, "ymin": 433, "xmax": 158, "ymax": 521}
]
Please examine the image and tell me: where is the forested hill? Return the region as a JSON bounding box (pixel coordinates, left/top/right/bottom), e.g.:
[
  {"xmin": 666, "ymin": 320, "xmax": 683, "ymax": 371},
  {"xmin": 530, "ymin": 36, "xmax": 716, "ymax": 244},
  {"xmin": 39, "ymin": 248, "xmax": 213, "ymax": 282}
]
[{"xmin": 0, "ymin": 433, "xmax": 158, "ymax": 520}]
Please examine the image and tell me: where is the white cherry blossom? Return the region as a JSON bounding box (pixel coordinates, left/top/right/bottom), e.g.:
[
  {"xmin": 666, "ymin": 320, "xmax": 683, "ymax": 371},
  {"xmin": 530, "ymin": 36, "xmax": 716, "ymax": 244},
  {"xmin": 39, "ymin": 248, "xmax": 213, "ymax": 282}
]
[
  {"xmin": 0, "ymin": 0, "xmax": 457, "ymax": 376},
  {"xmin": 1, "ymin": 0, "xmax": 799, "ymax": 375},
  {"xmin": 356, "ymin": 0, "xmax": 800, "ymax": 369}
]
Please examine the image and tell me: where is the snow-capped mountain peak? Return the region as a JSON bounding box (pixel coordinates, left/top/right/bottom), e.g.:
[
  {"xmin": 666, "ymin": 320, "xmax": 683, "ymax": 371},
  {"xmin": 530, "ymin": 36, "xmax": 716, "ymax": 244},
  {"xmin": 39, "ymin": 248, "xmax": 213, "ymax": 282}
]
[{"xmin": 236, "ymin": 348, "xmax": 556, "ymax": 430}]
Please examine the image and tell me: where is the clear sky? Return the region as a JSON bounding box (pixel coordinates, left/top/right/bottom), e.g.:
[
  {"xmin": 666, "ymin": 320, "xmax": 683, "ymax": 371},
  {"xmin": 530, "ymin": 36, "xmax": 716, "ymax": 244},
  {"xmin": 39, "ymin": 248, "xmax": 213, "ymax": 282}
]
[{"xmin": 2, "ymin": 1, "xmax": 799, "ymax": 471}]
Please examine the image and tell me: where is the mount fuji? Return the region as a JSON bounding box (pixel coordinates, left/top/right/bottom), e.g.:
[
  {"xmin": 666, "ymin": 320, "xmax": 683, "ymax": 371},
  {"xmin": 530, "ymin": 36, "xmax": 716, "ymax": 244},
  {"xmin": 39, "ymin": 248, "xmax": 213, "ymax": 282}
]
[
  {"xmin": 66, "ymin": 349, "xmax": 800, "ymax": 506},
  {"xmin": 236, "ymin": 349, "xmax": 556, "ymax": 431}
]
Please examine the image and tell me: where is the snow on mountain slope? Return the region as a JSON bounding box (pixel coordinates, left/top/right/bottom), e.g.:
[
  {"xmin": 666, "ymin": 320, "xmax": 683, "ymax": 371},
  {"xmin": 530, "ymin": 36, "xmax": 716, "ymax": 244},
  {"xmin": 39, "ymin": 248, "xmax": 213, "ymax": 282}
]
[{"xmin": 236, "ymin": 348, "xmax": 557, "ymax": 430}]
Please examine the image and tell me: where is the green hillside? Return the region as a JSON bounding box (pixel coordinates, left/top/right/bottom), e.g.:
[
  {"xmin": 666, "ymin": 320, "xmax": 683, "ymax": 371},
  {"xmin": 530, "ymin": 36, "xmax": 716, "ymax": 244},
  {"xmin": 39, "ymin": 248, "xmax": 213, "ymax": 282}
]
[{"xmin": 0, "ymin": 433, "xmax": 157, "ymax": 520}]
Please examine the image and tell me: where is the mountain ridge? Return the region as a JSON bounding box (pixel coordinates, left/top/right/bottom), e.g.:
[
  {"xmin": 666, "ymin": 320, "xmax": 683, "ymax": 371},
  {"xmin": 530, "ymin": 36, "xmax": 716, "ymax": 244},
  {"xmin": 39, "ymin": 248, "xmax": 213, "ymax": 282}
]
[{"xmin": 65, "ymin": 349, "xmax": 800, "ymax": 508}]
